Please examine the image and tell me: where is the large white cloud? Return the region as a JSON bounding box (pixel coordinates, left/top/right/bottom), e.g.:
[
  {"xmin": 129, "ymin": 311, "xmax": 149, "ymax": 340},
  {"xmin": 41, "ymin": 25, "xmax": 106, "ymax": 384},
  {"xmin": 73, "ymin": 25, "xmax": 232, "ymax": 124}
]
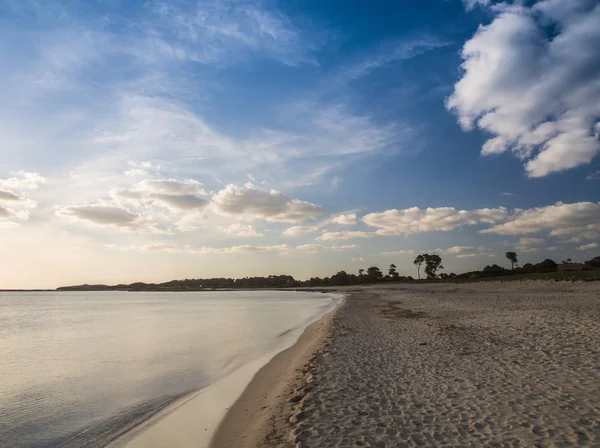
[
  {"xmin": 482, "ymin": 201, "xmax": 600, "ymax": 238},
  {"xmin": 112, "ymin": 179, "xmax": 209, "ymax": 211},
  {"xmin": 56, "ymin": 203, "xmax": 165, "ymax": 234},
  {"xmin": 448, "ymin": 0, "xmax": 600, "ymax": 177},
  {"xmin": 362, "ymin": 206, "xmax": 507, "ymax": 235},
  {"xmin": 212, "ymin": 183, "xmax": 325, "ymax": 223}
]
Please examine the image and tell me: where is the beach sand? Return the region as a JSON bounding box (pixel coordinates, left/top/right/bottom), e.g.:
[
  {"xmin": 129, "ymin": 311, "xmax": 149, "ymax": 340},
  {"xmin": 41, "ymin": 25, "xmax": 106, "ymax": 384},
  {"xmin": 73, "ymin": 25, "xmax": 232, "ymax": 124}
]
[
  {"xmin": 210, "ymin": 308, "xmax": 335, "ymax": 447},
  {"xmin": 215, "ymin": 281, "xmax": 600, "ymax": 447}
]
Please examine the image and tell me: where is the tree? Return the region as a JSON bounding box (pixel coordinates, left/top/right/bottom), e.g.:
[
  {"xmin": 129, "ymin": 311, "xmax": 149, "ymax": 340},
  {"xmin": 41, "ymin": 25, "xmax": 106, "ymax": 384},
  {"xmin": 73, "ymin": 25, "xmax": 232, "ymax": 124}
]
[
  {"xmin": 358, "ymin": 269, "xmax": 365, "ymax": 276},
  {"xmin": 423, "ymin": 254, "xmax": 444, "ymax": 279},
  {"xmin": 413, "ymin": 254, "xmax": 425, "ymax": 280},
  {"xmin": 561, "ymin": 258, "xmax": 572, "ymax": 264},
  {"xmin": 535, "ymin": 258, "xmax": 557, "ymax": 273},
  {"xmin": 505, "ymin": 251, "xmax": 518, "ymax": 270},
  {"xmin": 329, "ymin": 271, "xmax": 350, "ymax": 286},
  {"xmin": 367, "ymin": 266, "xmax": 383, "ymax": 280},
  {"xmin": 388, "ymin": 264, "xmax": 399, "ymax": 279},
  {"xmin": 585, "ymin": 256, "xmax": 600, "ymax": 269}
]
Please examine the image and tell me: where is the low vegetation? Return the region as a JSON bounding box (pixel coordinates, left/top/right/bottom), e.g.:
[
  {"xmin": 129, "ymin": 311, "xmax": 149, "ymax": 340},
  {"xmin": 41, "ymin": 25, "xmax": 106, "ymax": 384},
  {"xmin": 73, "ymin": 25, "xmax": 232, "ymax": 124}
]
[{"xmin": 56, "ymin": 254, "xmax": 600, "ymax": 291}]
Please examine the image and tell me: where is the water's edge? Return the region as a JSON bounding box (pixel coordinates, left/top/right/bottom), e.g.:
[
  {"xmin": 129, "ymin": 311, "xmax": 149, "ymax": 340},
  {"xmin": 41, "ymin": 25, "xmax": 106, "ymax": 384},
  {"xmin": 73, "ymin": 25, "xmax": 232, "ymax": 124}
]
[{"xmin": 103, "ymin": 292, "xmax": 342, "ymax": 448}]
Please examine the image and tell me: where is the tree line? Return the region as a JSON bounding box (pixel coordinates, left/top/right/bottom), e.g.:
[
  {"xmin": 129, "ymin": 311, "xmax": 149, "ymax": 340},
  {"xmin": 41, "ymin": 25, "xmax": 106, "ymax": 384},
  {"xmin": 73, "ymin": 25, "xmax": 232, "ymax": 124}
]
[{"xmin": 57, "ymin": 253, "xmax": 600, "ymax": 291}]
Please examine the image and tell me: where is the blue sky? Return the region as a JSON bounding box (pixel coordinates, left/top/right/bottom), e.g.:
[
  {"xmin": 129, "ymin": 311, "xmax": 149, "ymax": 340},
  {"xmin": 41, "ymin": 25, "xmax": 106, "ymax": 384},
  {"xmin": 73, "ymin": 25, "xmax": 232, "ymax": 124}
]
[{"xmin": 0, "ymin": 0, "xmax": 599, "ymax": 288}]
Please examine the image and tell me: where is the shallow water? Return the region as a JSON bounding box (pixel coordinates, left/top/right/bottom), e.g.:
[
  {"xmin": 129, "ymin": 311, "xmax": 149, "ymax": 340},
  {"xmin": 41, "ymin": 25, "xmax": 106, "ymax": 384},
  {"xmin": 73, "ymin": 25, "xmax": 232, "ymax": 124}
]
[{"xmin": 0, "ymin": 291, "xmax": 339, "ymax": 448}]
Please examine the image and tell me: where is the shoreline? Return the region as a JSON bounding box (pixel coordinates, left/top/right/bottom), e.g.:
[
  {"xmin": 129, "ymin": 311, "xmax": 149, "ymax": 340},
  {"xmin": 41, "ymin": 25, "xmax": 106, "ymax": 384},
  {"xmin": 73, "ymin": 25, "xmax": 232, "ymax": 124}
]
[
  {"xmin": 210, "ymin": 301, "xmax": 341, "ymax": 447},
  {"xmin": 112, "ymin": 292, "xmax": 342, "ymax": 448}
]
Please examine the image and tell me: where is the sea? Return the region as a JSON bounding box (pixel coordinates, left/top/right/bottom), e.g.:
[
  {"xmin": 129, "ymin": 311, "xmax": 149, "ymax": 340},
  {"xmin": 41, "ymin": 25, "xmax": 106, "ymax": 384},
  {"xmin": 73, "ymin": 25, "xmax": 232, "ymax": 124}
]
[{"xmin": 0, "ymin": 290, "xmax": 340, "ymax": 448}]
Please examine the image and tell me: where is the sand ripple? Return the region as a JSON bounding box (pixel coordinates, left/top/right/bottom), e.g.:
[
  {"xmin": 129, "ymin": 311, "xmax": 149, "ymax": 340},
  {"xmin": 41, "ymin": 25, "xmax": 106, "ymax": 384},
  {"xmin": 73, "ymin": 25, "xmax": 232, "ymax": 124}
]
[{"xmin": 280, "ymin": 282, "xmax": 600, "ymax": 447}]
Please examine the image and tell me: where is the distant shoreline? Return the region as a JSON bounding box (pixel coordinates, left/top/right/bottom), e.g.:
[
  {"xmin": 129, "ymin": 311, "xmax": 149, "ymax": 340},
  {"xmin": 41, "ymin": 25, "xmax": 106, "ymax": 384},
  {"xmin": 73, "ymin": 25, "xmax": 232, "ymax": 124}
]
[{"xmin": 2, "ymin": 263, "xmax": 598, "ymax": 292}]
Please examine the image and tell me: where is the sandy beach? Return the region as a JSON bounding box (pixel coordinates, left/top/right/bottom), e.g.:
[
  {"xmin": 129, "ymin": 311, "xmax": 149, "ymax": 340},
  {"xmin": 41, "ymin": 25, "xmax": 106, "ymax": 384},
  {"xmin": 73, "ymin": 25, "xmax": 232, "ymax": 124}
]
[{"xmin": 214, "ymin": 281, "xmax": 600, "ymax": 447}]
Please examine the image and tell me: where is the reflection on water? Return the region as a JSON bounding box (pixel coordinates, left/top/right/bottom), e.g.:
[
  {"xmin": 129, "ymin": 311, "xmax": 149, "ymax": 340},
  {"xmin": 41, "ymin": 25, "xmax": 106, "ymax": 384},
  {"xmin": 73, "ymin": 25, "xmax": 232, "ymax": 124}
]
[{"xmin": 0, "ymin": 291, "xmax": 338, "ymax": 448}]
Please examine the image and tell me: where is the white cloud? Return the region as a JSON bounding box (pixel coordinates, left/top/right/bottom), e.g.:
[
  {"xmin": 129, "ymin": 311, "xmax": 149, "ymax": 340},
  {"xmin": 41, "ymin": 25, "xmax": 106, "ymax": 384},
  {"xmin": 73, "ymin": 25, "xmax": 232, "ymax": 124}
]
[
  {"xmin": 0, "ymin": 206, "xmax": 30, "ymax": 221},
  {"xmin": 173, "ymin": 211, "xmax": 207, "ymax": 232},
  {"xmin": 329, "ymin": 244, "xmax": 357, "ymax": 251},
  {"xmin": 502, "ymin": 192, "xmax": 514, "ymax": 196},
  {"xmin": 282, "ymin": 225, "xmax": 320, "ymax": 236},
  {"xmin": 0, "ymin": 172, "xmax": 43, "ymax": 224},
  {"xmin": 449, "ymin": 0, "xmax": 600, "ymax": 177},
  {"xmin": 112, "ymin": 178, "xmax": 209, "ymax": 212},
  {"xmin": 212, "ymin": 183, "xmax": 325, "ymax": 223},
  {"xmin": 316, "ymin": 231, "xmax": 376, "ymax": 241},
  {"xmin": 362, "ymin": 206, "xmax": 507, "ymax": 235},
  {"xmin": 56, "ymin": 203, "xmax": 165, "ymax": 234},
  {"xmin": 455, "ymin": 252, "xmax": 494, "ymax": 259},
  {"xmin": 587, "ymin": 170, "xmax": 600, "ymax": 180},
  {"xmin": 443, "ymin": 245, "xmax": 474, "ymax": 254},
  {"xmin": 124, "ymin": 160, "xmax": 162, "ymax": 177},
  {"xmin": 0, "ymin": 189, "xmax": 24, "ymax": 202},
  {"xmin": 0, "ymin": 171, "xmax": 46, "ymax": 190},
  {"xmin": 109, "ymin": 242, "xmax": 355, "ymax": 256},
  {"xmin": 566, "ymin": 232, "xmax": 600, "ymax": 243},
  {"xmin": 517, "ymin": 237, "xmax": 545, "ymax": 246},
  {"xmin": 190, "ymin": 244, "xmax": 291, "ymax": 255},
  {"xmin": 283, "ymin": 212, "xmax": 357, "ymax": 236},
  {"xmin": 519, "ymin": 247, "xmax": 541, "ymax": 253},
  {"xmin": 427, "ymin": 245, "xmax": 495, "ymax": 258},
  {"xmin": 482, "ymin": 202, "xmax": 600, "ymax": 238},
  {"xmin": 518, "ymin": 246, "xmax": 559, "ymax": 253},
  {"xmin": 577, "ymin": 242, "xmax": 599, "ymax": 251},
  {"xmin": 107, "ymin": 243, "xmax": 182, "ymax": 253},
  {"xmin": 380, "ymin": 249, "xmax": 415, "ymax": 256},
  {"xmin": 329, "ymin": 213, "xmax": 357, "ymax": 225},
  {"xmin": 281, "ymin": 244, "xmax": 323, "ymax": 256},
  {"xmin": 0, "ymin": 189, "xmax": 36, "ymax": 207},
  {"xmin": 218, "ymin": 223, "xmax": 264, "ymax": 237},
  {"xmin": 352, "ymin": 257, "xmax": 364, "ymax": 261}
]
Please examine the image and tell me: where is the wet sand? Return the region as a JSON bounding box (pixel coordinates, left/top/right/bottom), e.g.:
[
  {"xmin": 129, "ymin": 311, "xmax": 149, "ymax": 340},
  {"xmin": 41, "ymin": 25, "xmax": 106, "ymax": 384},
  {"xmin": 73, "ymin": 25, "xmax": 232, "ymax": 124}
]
[
  {"xmin": 217, "ymin": 281, "xmax": 600, "ymax": 447},
  {"xmin": 210, "ymin": 308, "xmax": 336, "ymax": 447}
]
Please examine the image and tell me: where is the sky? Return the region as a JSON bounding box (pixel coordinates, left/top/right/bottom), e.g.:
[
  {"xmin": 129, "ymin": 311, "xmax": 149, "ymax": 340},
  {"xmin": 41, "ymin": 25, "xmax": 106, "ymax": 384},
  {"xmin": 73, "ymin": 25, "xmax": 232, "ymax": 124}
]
[{"xmin": 1, "ymin": 0, "xmax": 599, "ymax": 288}]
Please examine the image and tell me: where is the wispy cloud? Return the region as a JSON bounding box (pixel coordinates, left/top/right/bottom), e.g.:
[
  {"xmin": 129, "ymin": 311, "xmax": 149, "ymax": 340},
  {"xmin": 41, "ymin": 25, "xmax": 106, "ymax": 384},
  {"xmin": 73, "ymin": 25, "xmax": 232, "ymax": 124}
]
[
  {"xmin": 147, "ymin": 0, "xmax": 324, "ymax": 66},
  {"xmin": 336, "ymin": 35, "xmax": 452, "ymax": 82}
]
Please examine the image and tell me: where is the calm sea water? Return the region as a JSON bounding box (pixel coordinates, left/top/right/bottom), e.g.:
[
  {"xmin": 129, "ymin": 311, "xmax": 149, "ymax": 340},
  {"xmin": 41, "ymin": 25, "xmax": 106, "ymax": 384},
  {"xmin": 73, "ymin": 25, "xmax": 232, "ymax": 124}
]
[{"xmin": 0, "ymin": 291, "xmax": 339, "ymax": 448}]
